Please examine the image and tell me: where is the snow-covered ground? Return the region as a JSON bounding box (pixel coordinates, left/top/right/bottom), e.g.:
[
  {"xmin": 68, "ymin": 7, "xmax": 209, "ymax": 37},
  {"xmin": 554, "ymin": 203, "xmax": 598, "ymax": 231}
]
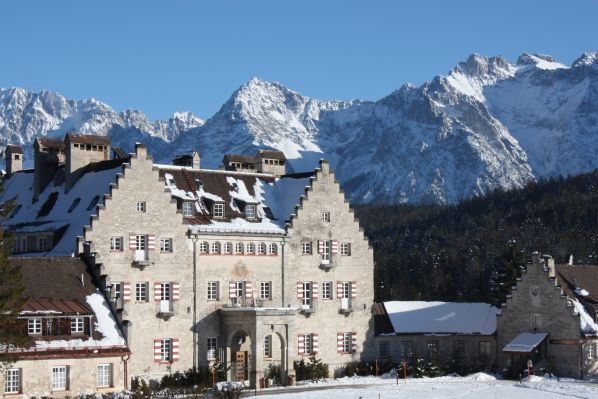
[{"xmin": 269, "ymin": 374, "xmax": 598, "ymax": 399}]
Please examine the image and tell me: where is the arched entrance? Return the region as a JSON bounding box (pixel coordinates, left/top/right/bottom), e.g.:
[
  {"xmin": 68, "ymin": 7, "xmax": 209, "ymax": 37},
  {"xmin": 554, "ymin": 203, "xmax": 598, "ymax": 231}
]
[
  {"xmin": 230, "ymin": 330, "xmax": 252, "ymax": 382},
  {"xmin": 261, "ymin": 332, "xmax": 285, "ymax": 386}
]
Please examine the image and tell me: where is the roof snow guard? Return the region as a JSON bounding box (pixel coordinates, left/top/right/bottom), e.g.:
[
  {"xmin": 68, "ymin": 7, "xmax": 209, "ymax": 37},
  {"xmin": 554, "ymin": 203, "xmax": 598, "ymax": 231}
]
[{"xmin": 503, "ymin": 332, "xmax": 548, "ymax": 353}]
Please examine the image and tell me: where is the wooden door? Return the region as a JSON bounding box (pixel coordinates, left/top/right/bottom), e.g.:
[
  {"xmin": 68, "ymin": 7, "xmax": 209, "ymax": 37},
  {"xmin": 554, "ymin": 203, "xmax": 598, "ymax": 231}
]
[{"xmin": 235, "ymin": 351, "xmax": 247, "ymax": 381}]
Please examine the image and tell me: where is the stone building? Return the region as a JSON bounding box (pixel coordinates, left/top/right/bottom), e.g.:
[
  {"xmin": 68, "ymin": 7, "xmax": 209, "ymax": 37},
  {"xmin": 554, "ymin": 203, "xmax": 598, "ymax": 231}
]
[
  {"xmin": 0, "ymin": 133, "xmax": 375, "ymax": 393},
  {"xmin": 374, "ymin": 301, "xmax": 498, "ymax": 370},
  {"xmin": 498, "ymin": 252, "xmax": 598, "ymax": 379},
  {"xmin": 0, "ymin": 257, "xmax": 128, "ymax": 397}
]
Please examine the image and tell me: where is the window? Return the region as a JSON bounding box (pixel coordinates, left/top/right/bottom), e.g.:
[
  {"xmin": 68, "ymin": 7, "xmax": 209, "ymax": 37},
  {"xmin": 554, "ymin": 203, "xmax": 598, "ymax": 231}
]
[
  {"xmin": 340, "ymin": 243, "xmax": 351, "ymax": 256},
  {"xmin": 245, "ymin": 204, "xmax": 256, "ymax": 219},
  {"xmin": 213, "ymin": 203, "xmax": 224, "ymax": 218},
  {"xmin": 4, "ymin": 368, "xmax": 20, "ymax": 393},
  {"xmin": 304, "ymin": 334, "xmax": 314, "ymax": 355},
  {"xmin": 160, "ymin": 282, "xmax": 172, "ymax": 301},
  {"xmin": 207, "ymin": 337, "xmax": 217, "ymax": 360},
  {"xmin": 379, "ymin": 341, "xmax": 390, "ymax": 360},
  {"xmin": 182, "ymin": 202, "xmax": 194, "ymax": 217},
  {"xmin": 340, "ymin": 281, "xmax": 351, "ymax": 299},
  {"xmin": 224, "ymin": 242, "xmax": 233, "ymax": 254},
  {"xmin": 400, "ymin": 341, "xmax": 413, "ymax": 358},
  {"xmin": 246, "ymin": 242, "xmax": 255, "ymax": 254},
  {"xmin": 453, "ymin": 340, "xmax": 465, "ymax": 357},
  {"xmin": 160, "ymin": 238, "xmax": 173, "ymax": 252},
  {"xmin": 257, "ymin": 243, "xmax": 266, "ymax": 255},
  {"xmin": 137, "ymin": 201, "xmax": 146, "ymax": 212},
  {"xmin": 302, "ymin": 242, "xmax": 312, "ymax": 255},
  {"xmin": 260, "ymin": 282, "xmax": 271, "ymax": 300},
  {"xmin": 268, "ymin": 243, "xmax": 277, "ymax": 255},
  {"xmin": 479, "ymin": 341, "xmax": 490, "ymax": 358},
  {"xmin": 110, "ymin": 237, "xmax": 123, "ymax": 251},
  {"xmin": 52, "ymin": 366, "xmax": 68, "ymax": 390},
  {"xmin": 199, "ymin": 241, "xmax": 209, "ymax": 254},
  {"xmin": 322, "ymin": 212, "xmax": 330, "ymax": 222},
  {"xmin": 589, "ymin": 343, "xmax": 596, "ymax": 359},
  {"xmin": 19, "ymin": 236, "xmax": 27, "ymax": 253},
  {"xmin": 208, "ymin": 281, "xmax": 219, "ymax": 300},
  {"xmin": 321, "ymin": 240, "xmax": 331, "ymax": 262},
  {"xmin": 211, "ymin": 242, "xmax": 221, "ymax": 254},
  {"xmin": 531, "ymin": 313, "xmax": 542, "ymax": 328},
  {"xmin": 426, "ymin": 340, "xmax": 439, "ymax": 357},
  {"xmin": 342, "ymin": 332, "xmax": 352, "ymax": 353},
  {"xmin": 234, "ymin": 281, "xmax": 245, "ymax": 298},
  {"xmin": 235, "ymin": 242, "xmax": 244, "ymax": 254},
  {"xmin": 97, "ymin": 363, "xmax": 113, "ymax": 388},
  {"xmin": 71, "ymin": 317, "xmax": 84, "ymax": 334},
  {"xmin": 322, "ymin": 282, "xmax": 332, "ymax": 299},
  {"xmin": 301, "ymin": 282, "xmax": 312, "ymax": 308},
  {"xmin": 160, "ymin": 339, "xmax": 172, "ymax": 362},
  {"xmin": 37, "ymin": 236, "xmax": 48, "ymax": 251},
  {"xmin": 135, "ymin": 235, "xmax": 147, "ymax": 250},
  {"xmin": 264, "ymin": 335, "xmax": 272, "ymax": 358},
  {"xmin": 135, "ymin": 282, "xmax": 148, "ymax": 302},
  {"xmin": 28, "ymin": 318, "xmax": 41, "ymax": 335},
  {"xmin": 111, "ymin": 282, "xmax": 122, "ymax": 300}
]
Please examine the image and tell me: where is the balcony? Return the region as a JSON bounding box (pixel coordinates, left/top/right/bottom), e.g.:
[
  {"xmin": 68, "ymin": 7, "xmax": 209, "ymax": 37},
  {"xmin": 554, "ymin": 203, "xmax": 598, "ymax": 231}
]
[
  {"xmin": 339, "ymin": 298, "xmax": 353, "ymax": 315},
  {"xmin": 319, "ymin": 257, "xmax": 333, "ymax": 270},
  {"xmin": 132, "ymin": 249, "xmax": 150, "ymax": 268},
  {"xmin": 156, "ymin": 300, "xmax": 176, "ymax": 319},
  {"xmin": 300, "ymin": 299, "xmax": 317, "ymax": 316}
]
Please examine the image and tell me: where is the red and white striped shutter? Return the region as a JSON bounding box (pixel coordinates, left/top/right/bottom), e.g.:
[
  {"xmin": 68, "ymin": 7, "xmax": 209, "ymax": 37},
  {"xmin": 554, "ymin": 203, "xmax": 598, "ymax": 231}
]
[
  {"xmin": 351, "ymin": 332, "xmax": 357, "ymax": 352},
  {"xmin": 313, "ymin": 334, "xmax": 319, "ymax": 353},
  {"xmin": 297, "ymin": 282, "xmax": 303, "ymax": 299},
  {"xmin": 245, "ymin": 281, "xmax": 253, "ymax": 299},
  {"xmin": 154, "ymin": 282, "xmax": 162, "ymax": 302},
  {"xmin": 331, "ymin": 240, "xmax": 338, "ymax": 254},
  {"xmin": 318, "ymin": 240, "xmax": 324, "ymax": 254},
  {"xmin": 229, "ymin": 282, "xmax": 236, "ymax": 298},
  {"xmin": 337, "ymin": 333, "xmax": 344, "ymax": 353},
  {"xmin": 312, "ymin": 282, "xmax": 319, "ymax": 299},
  {"xmin": 123, "ymin": 283, "xmax": 131, "ymax": 302},
  {"xmin": 297, "ymin": 335, "xmax": 305, "ymax": 355},
  {"xmin": 336, "ymin": 282, "xmax": 343, "ymax": 299},
  {"xmin": 351, "ymin": 282, "xmax": 357, "ymax": 299},
  {"xmin": 129, "ymin": 234, "xmax": 137, "ymax": 250},
  {"xmin": 148, "ymin": 235, "xmax": 156, "ymax": 250},
  {"xmin": 154, "ymin": 339, "xmax": 161, "ymax": 362},
  {"xmin": 172, "ymin": 339, "xmax": 180, "ymax": 361},
  {"xmin": 172, "ymin": 283, "xmax": 180, "ymax": 301}
]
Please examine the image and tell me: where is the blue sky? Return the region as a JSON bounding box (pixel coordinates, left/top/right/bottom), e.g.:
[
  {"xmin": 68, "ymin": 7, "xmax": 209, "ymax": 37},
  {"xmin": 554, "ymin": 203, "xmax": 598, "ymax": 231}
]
[{"xmin": 0, "ymin": 1, "xmax": 596, "ymax": 120}]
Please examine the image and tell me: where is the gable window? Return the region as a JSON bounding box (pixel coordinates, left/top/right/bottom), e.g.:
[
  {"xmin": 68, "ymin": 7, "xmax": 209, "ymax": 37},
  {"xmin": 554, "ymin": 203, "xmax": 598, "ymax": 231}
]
[
  {"xmin": 135, "ymin": 282, "xmax": 148, "ymax": 302},
  {"xmin": 302, "ymin": 242, "xmax": 312, "ymax": 255},
  {"xmin": 160, "ymin": 339, "xmax": 172, "ymax": 362},
  {"xmin": 245, "ymin": 204, "xmax": 256, "ymax": 219},
  {"xmin": 257, "ymin": 243, "xmax": 266, "ymax": 255},
  {"xmin": 322, "ymin": 212, "xmax": 330, "ymax": 222},
  {"xmin": 110, "ymin": 237, "xmax": 123, "ymax": 251},
  {"xmin": 260, "ymin": 281, "xmax": 271, "ymax": 300},
  {"xmin": 322, "ymin": 282, "xmax": 332, "ymax": 299},
  {"xmin": 213, "ymin": 203, "xmax": 224, "ymax": 218},
  {"xmin": 37, "ymin": 236, "xmax": 48, "ymax": 251},
  {"xmin": 264, "ymin": 335, "xmax": 272, "ymax": 358},
  {"xmin": 137, "ymin": 201, "xmax": 146, "ymax": 213},
  {"xmin": 235, "ymin": 242, "xmax": 244, "ymax": 254},
  {"xmin": 207, "ymin": 337, "xmax": 217, "ymax": 360},
  {"xmin": 340, "ymin": 243, "xmax": 351, "ymax": 256},
  {"xmin": 400, "ymin": 341, "xmax": 413, "ymax": 358},
  {"xmin": 246, "ymin": 242, "xmax": 255, "ymax": 254},
  {"xmin": 268, "ymin": 243, "xmax": 277, "ymax": 255},
  {"xmin": 97, "ymin": 363, "xmax": 113, "ymax": 388},
  {"xmin": 28, "ymin": 319, "xmax": 41, "ymax": 335},
  {"xmin": 211, "ymin": 241, "xmax": 221, "ymax": 254},
  {"xmin": 479, "ymin": 341, "xmax": 490, "ymax": 358},
  {"xmin": 160, "ymin": 238, "xmax": 173, "ymax": 252},
  {"xmin": 4, "ymin": 368, "xmax": 20, "ymax": 394},
  {"xmin": 52, "ymin": 366, "xmax": 68, "ymax": 390},
  {"xmin": 199, "ymin": 241, "xmax": 209, "ymax": 254},
  {"xmin": 208, "ymin": 281, "xmax": 219, "ymax": 300},
  {"xmin": 182, "ymin": 202, "xmax": 194, "ymax": 217},
  {"xmin": 71, "ymin": 317, "xmax": 84, "ymax": 334},
  {"xmin": 379, "ymin": 341, "xmax": 390, "ymax": 360}
]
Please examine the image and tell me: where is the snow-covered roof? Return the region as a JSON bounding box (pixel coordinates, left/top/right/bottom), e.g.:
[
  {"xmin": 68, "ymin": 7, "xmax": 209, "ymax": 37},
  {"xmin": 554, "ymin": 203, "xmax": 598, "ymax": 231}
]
[
  {"xmin": 383, "ymin": 301, "xmax": 499, "ymax": 335},
  {"xmin": 503, "ymin": 332, "xmax": 548, "ymax": 353}
]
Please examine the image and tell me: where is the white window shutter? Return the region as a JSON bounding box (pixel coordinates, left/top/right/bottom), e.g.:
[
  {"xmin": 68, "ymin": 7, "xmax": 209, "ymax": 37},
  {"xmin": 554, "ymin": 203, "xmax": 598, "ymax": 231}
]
[
  {"xmin": 318, "ymin": 240, "xmax": 324, "ymax": 254},
  {"xmin": 331, "ymin": 240, "xmax": 338, "ymax": 254},
  {"xmin": 298, "ymin": 335, "xmax": 304, "ymax": 355},
  {"xmin": 336, "ymin": 282, "xmax": 343, "ymax": 299},
  {"xmin": 337, "ymin": 333, "xmax": 344, "ymax": 353},
  {"xmin": 312, "ymin": 282, "xmax": 319, "ymax": 299},
  {"xmin": 148, "ymin": 235, "xmax": 156, "ymax": 250},
  {"xmin": 245, "ymin": 281, "xmax": 253, "ymax": 299},
  {"xmin": 172, "ymin": 338, "xmax": 180, "ymax": 361},
  {"xmin": 351, "ymin": 282, "xmax": 357, "ymax": 299},
  {"xmin": 296, "ymin": 282, "xmax": 303, "ymax": 299},
  {"xmin": 153, "ymin": 339, "xmax": 161, "ymax": 362},
  {"xmin": 123, "ymin": 283, "xmax": 131, "ymax": 302},
  {"xmin": 229, "ymin": 282, "xmax": 236, "ymax": 298},
  {"xmin": 313, "ymin": 334, "xmax": 319, "ymax": 353},
  {"xmin": 154, "ymin": 282, "xmax": 162, "ymax": 302},
  {"xmin": 129, "ymin": 234, "xmax": 136, "ymax": 250},
  {"xmin": 172, "ymin": 283, "xmax": 180, "ymax": 301}
]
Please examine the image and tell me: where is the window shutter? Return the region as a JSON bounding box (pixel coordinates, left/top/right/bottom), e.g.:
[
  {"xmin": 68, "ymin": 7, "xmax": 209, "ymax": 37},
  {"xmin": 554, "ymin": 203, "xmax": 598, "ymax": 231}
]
[
  {"xmin": 351, "ymin": 282, "xmax": 357, "ymax": 299},
  {"xmin": 313, "ymin": 333, "xmax": 319, "ymax": 353},
  {"xmin": 351, "ymin": 332, "xmax": 357, "ymax": 352},
  {"xmin": 229, "ymin": 282, "xmax": 236, "ymax": 298},
  {"xmin": 129, "ymin": 234, "xmax": 137, "ymax": 250},
  {"xmin": 245, "ymin": 281, "xmax": 253, "ymax": 299},
  {"xmin": 172, "ymin": 283, "xmax": 180, "ymax": 301},
  {"xmin": 154, "ymin": 339, "xmax": 161, "ymax": 362},
  {"xmin": 318, "ymin": 240, "xmax": 324, "ymax": 254},
  {"xmin": 172, "ymin": 339, "xmax": 180, "ymax": 361},
  {"xmin": 336, "ymin": 282, "xmax": 343, "ymax": 299},
  {"xmin": 148, "ymin": 235, "xmax": 156, "ymax": 250},
  {"xmin": 312, "ymin": 282, "xmax": 319, "ymax": 299},
  {"xmin": 298, "ymin": 335, "xmax": 305, "ymax": 355},
  {"xmin": 297, "ymin": 282, "xmax": 303, "ymax": 299},
  {"xmin": 123, "ymin": 283, "xmax": 131, "ymax": 302},
  {"xmin": 154, "ymin": 282, "xmax": 162, "ymax": 302},
  {"xmin": 331, "ymin": 240, "xmax": 338, "ymax": 254},
  {"xmin": 337, "ymin": 333, "xmax": 344, "ymax": 353}
]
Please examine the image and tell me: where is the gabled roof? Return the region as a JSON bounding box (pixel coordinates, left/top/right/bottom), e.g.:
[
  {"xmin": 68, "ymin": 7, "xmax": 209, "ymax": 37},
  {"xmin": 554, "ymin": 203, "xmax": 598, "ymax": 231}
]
[
  {"xmin": 66, "ymin": 133, "xmax": 111, "ymax": 146},
  {"xmin": 5, "ymin": 144, "xmax": 23, "ymax": 154},
  {"xmin": 258, "ymin": 149, "xmax": 286, "ymax": 161},
  {"xmin": 35, "ymin": 137, "xmax": 66, "ymax": 149}
]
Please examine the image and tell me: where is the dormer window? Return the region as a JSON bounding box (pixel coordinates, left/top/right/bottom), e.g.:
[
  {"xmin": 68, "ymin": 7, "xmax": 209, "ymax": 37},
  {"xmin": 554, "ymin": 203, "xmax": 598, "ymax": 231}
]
[
  {"xmin": 213, "ymin": 203, "xmax": 224, "ymax": 218},
  {"xmin": 182, "ymin": 202, "xmax": 194, "ymax": 217},
  {"xmin": 245, "ymin": 204, "xmax": 256, "ymax": 219}
]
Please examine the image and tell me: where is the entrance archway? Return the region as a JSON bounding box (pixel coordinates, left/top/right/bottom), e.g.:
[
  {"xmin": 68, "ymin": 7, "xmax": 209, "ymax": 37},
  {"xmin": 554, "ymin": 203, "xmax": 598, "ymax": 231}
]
[{"xmin": 230, "ymin": 330, "xmax": 252, "ymax": 382}]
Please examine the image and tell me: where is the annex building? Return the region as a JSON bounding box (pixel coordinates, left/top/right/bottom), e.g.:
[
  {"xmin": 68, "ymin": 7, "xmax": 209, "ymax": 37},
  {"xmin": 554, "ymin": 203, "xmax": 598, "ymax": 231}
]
[{"xmin": 0, "ymin": 133, "xmax": 375, "ymax": 397}]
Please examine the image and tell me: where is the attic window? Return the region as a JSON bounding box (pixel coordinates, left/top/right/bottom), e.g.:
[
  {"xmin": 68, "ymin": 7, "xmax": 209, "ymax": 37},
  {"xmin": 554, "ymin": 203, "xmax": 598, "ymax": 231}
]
[
  {"xmin": 245, "ymin": 204, "xmax": 256, "ymax": 219},
  {"xmin": 67, "ymin": 198, "xmax": 81, "ymax": 213},
  {"xmin": 213, "ymin": 203, "xmax": 224, "ymax": 218},
  {"xmin": 87, "ymin": 195, "xmax": 100, "ymax": 211},
  {"xmin": 182, "ymin": 202, "xmax": 194, "ymax": 217}
]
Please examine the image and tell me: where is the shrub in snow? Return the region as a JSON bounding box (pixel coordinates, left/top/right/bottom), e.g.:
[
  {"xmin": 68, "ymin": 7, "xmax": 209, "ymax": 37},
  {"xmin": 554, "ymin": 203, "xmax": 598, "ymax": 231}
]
[{"xmin": 294, "ymin": 356, "xmax": 329, "ymax": 382}]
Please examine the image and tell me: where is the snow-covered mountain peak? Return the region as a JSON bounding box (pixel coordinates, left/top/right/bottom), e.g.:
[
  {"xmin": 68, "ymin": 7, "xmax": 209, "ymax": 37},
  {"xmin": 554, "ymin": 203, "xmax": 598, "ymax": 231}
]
[
  {"xmin": 572, "ymin": 52, "xmax": 598, "ymax": 68},
  {"xmin": 516, "ymin": 53, "xmax": 567, "ymax": 70}
]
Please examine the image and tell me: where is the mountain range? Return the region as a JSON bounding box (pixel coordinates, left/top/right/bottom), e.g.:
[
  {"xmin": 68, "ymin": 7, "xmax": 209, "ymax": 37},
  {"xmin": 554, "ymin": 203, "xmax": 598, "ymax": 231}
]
[{"xmin": 1, "ymin": 51, "xmax": 597, "ymax": 204}]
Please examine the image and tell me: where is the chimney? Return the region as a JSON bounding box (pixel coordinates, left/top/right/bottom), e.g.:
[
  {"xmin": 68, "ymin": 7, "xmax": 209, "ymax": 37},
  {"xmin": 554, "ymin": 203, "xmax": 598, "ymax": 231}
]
[
  {"xmin": 65, "ymin": 133, "xmax": 111, "ymax": 192},
  {"xmin": 542, "ymin": 254, "xmax": 555, "ymax": 278},
  {"xmin": 5, "ymin": 145, "xmax": 23, "ymax": 174},
  {"xmin": 192, "ymin": 151, "xmax": 201, "ymax": 170},
  {"xmin": 319, "ymin": 159, "xmax": 330, "ymax": 175},
  {"xmin": 33, "ymin": 138, "xmax": 65, "ymax": 199}
]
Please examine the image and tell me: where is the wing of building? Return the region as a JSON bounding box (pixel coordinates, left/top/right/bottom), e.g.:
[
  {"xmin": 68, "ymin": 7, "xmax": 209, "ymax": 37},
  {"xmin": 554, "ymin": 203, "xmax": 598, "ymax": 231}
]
[{"xmin": 0, "ymin": 135, "xmax": 375, "ymax": 395}]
